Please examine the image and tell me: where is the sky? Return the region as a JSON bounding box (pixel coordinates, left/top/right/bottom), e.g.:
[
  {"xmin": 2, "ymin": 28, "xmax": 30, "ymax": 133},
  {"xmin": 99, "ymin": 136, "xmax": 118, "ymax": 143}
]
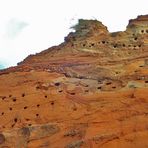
[{"xmin": 0, "ymin": 0, "xmax": 148, "ymax": 69}]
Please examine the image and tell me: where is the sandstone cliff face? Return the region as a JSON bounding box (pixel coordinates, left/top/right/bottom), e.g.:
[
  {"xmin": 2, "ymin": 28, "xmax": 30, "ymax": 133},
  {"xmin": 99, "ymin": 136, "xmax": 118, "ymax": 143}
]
[{"xmin": 0, "ymin": 15, "xmax": 148, "ymax": 148}]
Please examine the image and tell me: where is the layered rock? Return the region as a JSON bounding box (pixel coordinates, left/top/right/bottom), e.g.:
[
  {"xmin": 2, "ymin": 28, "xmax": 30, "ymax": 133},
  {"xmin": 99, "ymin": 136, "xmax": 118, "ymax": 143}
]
[{"xmin": 0, "ymin": 15, "xmax": 148, "ymax": 148}]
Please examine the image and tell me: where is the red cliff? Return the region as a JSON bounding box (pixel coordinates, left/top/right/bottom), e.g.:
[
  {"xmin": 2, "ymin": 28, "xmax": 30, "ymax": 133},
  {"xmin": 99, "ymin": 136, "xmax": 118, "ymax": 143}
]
[{"xmin": 0, "ymin": 15, "xmax": 148, "ymax": 148}]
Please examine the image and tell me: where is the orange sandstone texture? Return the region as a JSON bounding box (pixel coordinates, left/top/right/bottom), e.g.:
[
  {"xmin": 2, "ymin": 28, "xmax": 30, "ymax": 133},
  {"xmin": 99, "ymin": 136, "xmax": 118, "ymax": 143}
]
[{"xmin": 0, "ymin": 15, "xmax": 148, "ymax": 148}]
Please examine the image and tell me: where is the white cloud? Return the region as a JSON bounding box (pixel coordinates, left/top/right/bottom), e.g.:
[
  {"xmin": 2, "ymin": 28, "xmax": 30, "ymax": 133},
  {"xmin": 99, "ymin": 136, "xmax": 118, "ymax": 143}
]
[
  {"xmin": 0, "ymin": 0, "xmax": 147, "ymax": 68},
  {"xmin": 4, "ymin": 19, "xmax": 28, "ymax": 39}
]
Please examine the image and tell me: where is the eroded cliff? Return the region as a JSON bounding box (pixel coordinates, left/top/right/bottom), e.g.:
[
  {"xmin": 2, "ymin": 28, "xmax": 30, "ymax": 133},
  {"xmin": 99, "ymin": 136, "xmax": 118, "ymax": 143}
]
[{"xmin": 0, "ymin": 15, "xmax": 148, "ymax": 148}]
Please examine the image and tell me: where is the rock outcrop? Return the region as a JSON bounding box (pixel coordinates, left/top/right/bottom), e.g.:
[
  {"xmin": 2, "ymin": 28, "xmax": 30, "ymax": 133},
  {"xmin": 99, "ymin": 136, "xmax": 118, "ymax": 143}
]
[{"xmin": 0, "ymin": 15, "xmax": 148, "ymax": 148}]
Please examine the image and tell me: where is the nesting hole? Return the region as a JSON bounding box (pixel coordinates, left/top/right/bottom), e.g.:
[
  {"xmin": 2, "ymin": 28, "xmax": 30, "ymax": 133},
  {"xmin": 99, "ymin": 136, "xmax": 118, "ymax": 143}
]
[
  {"xmin": 83, "ymin": 44, "xmax": 86, "ymax": 47},
  {"xmin": 106, "ymin": 82, "xmax": 112, "ymax": 85},
  {"xmin": 12, "ymin": 98, "xmax": 17, "ymax": 102},
  {"xmin": 85, "ymin": 90, "xmax": 89, "ymax": 92},
  {"xmin": 24, "ymin": 106, "xmax": 28, "ymax": 109},
  {"xmin": 14, "ymin": 118, "xmax": 18, "ymax": 122},
  {"xmin": 51, "ymin": 101, "xmax": 54, "ymax": 105},
  {"xmin": 58, "ymin": 90, "xmax": 63, "ymax": 93},
  {"xmin": 97, "ymin": 86, "xmax": 102, "ymax": 90},
  {"xmin": 37, "ymin": 104, "xmax": 40, "ymax": 107},
  {"xmin": 141, "ymin": 30, "xmax": 144, "ymax": 33},
  {"xmin": 134, "ymin": 37, "xmax": 138, "ymax": 40},
  {"xmin": 22, "ymin": 93, "xmax": 25, "ymax": 97},
  {"xmin": 11, "ymin": 124, "xmax": 15, "ymax": 128},
  {"xmin": 113, "ymin": 45, "xmax": 117, "ymax": 48},
  {"xmin": 55, "ymin": 82, "xmax": 60, "ymax": 86},
  {"xmin": 9, "ymin": 107, "xmax": 12, "ymax": 111},
  {"xmin": 138, "ymin": 45, "xmax": 141, "ymax": 47},
  {"xmin": 73, "ymin": 107, "xmax": 77, "ymax": 111},
  {"xmin": 70, "ymin": 92, "xmax": 75, "ymax": 95}
]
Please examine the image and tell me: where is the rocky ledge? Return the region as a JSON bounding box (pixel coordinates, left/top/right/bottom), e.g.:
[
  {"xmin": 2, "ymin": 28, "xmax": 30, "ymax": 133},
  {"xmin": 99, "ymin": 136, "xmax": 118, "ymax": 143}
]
[{"xmin": 0, "ymin": 15, "xmax": 148, "ymax": 148}]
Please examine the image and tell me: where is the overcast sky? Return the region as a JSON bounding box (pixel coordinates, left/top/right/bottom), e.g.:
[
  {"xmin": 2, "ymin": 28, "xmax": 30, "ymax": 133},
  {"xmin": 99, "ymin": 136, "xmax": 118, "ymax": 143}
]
[{"xmin": 0, "ymin": 0, "xmax": 148, "ymax": 69}]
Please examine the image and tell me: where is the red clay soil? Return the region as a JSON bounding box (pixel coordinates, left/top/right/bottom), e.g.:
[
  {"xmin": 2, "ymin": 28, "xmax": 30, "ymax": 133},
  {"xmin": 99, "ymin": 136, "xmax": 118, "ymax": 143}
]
[{"xmin": 0, "ymin": 15, "xmax": 148, "ymax": 148}]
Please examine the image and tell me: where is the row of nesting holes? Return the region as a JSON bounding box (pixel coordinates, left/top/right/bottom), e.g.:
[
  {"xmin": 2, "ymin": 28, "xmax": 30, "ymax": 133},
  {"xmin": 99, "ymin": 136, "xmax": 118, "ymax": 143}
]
[
  {"xmin": 36, "ymin": 81, "xmax": 117, "ymax": 95},
  {"xmin": 71, "ymin": 28, "xmax": 148, "ymax": 48},
  {"xmin": 78, "ymin": 41, "xmax": 142, "ymax": 49},
  {"xmin": 68, "ymin": 81, "xmax": 118, "ymax": 95}
]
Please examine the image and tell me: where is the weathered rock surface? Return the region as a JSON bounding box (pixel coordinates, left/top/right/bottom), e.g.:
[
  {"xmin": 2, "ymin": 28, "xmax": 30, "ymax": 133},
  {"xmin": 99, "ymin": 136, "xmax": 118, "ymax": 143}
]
[{"xmin": 0, "ymin": 15, "xmax": 148, "ymax": 148}]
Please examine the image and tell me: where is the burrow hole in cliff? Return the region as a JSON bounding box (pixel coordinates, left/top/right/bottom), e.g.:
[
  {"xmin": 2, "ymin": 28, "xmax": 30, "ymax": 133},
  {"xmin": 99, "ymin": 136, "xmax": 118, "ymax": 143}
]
[
  {"xmin": 1, "ymin": 112, "xmax": 4, "ymax": 115},
  {"xmin": 146, "ymin": 30, "xmax": 148, "ymax": 33},
  {"xmin": 9, "ymin": 95, "xmax": 12, "ymax": 98},
  {"xmin": 55, "ymin": 82, "xmax": 60, "ymax": 86},
  {"xmin": 36, "ymin": 114, "xmax": 39, "ymax": 117},
  {"xmin": 37, "ymin": 104, "xmax": 40, "ymax": 107},
  {"xmin": 138, "ymin": 45, "xmax": 142, "ymax": 47},
  {"xmin": 22, "ymin": 93, "xmax": 25, "ymax": 97},
  {"xmin": 14, "ymin": 118, "xmax": 18, "ymax": 122},
  {"xmin": 73, "ymin": 108, "xmax": 77, "ymax": 111},
  {"xmin": 115, "ymin": 71, "xmax": 120, "ymax": 74},
  {"xmin": 58, "ymin": 90, "xmax": 63, "ymax": 93},
  {"xmin": 112, "ymin": 86, "xmax": 116, "ymax": 89},
  {"xmin": 11, "ymin": 124, "xmax": 15, "ymax": 128},
  {"xmin": 51, "ymin": 101, "xmax": 54, "ymax": 105},
  {"xmin": 141, "ymin": 30, "xmax": 144, "ymax": 33},
  {"xmin": 70, "ymin": 92, "xmax": 75, "ymax": 95},
  {"xmin": 82, "ymin": 44, "xmax": 86, "ymax": 47},
  {"xmin": 113, "ymin": 45, "xmax": 117, "ymax": 48},
  {"xmin": 36, "ymin": 86, "xmax": 40, "ymax": 89},
  {"xmin": 102, "ymin": 41, "xmax": 106, "ymax": 44},
  {"xmin": 24, "ymin": 106, "xmax": 28, "ymax": 109},
  {"xmin": 145, "ymin": 81, "xmax": 148, "ymax": 83},
  {"xmin": 122, "ymin": 44, "xmax": 126, "ymax": 47},
  {"xmin": 97, "ymin": 86, "xmax": 102, "ymax": 90},
  {"xmin": 12, "ymin": 98, "xmax": 17, "ymax": 102},
  {"xmin": 9, "ymin": 107, "xmax": 12, "ymax": 111},
  {"xmin": 44, "ymin": 95, "xmax": 48, "ymax": 98},
  {"xmin": 133, "ymin": 46, "xmax": 137, "ymax": 50},
  {"xmin": 134, "ymin": 37, "xmax": 138, "ymax": 41},
  {"xmin": 106, "ymin": 82, "xmax": 112, "ymax": 85}
]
